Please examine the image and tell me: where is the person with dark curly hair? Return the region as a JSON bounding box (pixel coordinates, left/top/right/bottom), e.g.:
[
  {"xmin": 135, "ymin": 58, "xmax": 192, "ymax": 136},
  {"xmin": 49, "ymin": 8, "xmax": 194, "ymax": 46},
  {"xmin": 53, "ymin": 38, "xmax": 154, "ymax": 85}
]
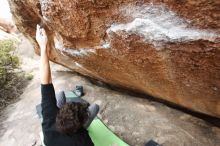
[
  {"xmin": 56, "ymin": 102, "xmax": 89, "ymax": 134},
  {"xmin": 36, "ymin": 24, "xmax": 94, "ymax": 146}
]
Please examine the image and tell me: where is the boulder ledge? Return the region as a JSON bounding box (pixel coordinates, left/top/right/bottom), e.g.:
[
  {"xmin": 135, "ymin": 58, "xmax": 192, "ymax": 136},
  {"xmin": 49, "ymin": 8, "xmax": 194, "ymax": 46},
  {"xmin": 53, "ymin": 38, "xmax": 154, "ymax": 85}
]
[{"xmin": 8, "ymin": 0, "xmax": 220, "ymax": 117}]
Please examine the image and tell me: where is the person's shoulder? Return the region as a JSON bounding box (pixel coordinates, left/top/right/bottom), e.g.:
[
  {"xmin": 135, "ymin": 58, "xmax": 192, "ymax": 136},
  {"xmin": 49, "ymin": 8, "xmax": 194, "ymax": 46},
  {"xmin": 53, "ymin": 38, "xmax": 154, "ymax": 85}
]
[
  {"xmin": 42, "ymin": 129, "xmax": 63, "ymax": 146},
  {"xmin": 41, "ymin": 83, "xmax": 54, "ymax": 90},
  {"xmin": 76, "ymin": 128, "xmax": 89, "ymax": 135},
  {"xmin": 43, "ymin": 128, "xmax": 94, "ymax": 146},
  {"xmin": 76, "ymin": 129, "xmax": 94, "ymax": 146}
]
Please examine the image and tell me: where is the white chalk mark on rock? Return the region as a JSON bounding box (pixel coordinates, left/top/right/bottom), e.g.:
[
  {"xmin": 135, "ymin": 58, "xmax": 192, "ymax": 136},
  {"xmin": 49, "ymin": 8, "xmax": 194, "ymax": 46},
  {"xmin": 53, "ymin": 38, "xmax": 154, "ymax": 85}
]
[
  {"xmin": 64, "ymin": 48, "xmax": 96, "ymax": 57},
  {"xmin": 54, "ymin": 33, "xmax": 96, "ymax": 57},
  {"xmin": 75, "ymin": 62, "xmax": 83, "ymax": 68},
  {"xmin": 101, "ymin": 42, "xmax": 111, "ymax": 49},
  {"xmin": 108, "ymin": 4, "xmax": 219, "ymax": 48}
]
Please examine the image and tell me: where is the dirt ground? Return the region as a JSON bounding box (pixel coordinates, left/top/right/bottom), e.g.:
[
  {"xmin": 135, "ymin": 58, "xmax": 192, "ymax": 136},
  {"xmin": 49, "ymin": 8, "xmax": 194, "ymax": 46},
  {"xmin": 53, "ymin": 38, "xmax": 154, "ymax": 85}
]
[{"xmin": 0, "ymin": 37, "xmax": 219, "ymax": 146}]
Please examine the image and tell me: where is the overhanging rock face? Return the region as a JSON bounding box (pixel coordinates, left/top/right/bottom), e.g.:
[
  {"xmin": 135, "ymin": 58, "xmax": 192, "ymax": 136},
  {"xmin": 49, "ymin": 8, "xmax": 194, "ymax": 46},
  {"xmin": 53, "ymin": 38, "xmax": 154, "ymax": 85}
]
[{"xmin": 8, "ymin": 0, "xmax": 220, "ymax": 117}]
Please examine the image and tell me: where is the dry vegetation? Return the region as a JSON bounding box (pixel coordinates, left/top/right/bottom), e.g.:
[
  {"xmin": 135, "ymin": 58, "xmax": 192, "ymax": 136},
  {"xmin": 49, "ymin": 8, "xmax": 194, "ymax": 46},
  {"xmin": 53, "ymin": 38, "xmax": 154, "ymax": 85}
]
[{"xmin": 0, "ymin": 39, "xmax": 29, "ymax": 110}]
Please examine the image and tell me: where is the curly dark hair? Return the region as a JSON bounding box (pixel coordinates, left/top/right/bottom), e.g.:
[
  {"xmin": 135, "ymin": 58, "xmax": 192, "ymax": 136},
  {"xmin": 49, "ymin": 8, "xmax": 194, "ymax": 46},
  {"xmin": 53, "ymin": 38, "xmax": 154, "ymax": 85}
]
[{"xmin": 56, "ymin": 102, "xmax": 89, "ymax": 134}]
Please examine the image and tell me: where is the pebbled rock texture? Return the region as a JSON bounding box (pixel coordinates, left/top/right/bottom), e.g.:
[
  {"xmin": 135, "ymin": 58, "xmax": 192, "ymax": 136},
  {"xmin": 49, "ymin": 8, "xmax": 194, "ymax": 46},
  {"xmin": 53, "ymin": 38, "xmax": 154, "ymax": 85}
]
[{"xmin": 8, "ymin": 0, "xmax": 220, "ymax": 117}]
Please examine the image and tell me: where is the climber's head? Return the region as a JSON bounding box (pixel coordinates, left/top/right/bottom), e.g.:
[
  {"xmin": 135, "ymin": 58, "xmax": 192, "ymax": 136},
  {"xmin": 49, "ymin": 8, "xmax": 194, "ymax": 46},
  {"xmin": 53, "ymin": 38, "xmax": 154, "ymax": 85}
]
[{"xmin": 56, "ymin": 102, "xmax": 89, "ymax": 134}]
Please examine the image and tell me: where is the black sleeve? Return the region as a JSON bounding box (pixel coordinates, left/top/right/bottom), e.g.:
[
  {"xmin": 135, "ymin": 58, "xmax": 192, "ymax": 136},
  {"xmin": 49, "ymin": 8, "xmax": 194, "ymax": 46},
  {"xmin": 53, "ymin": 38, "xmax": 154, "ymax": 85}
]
[{"xmin": 41, "ymin": 84, "xmax": 59, "ymax": 130}]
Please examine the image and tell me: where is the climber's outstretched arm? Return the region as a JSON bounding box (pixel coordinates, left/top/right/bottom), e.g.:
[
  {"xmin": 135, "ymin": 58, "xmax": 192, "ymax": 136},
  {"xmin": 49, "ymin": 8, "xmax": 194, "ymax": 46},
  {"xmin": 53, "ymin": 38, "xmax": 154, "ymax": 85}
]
[
  {"xmin": 36, "ymin": 25, "xmax": 58, "ymax": 131},
  {"xmin": 36, "ymin": 25, "xmax": 52, "ymax": 84}
]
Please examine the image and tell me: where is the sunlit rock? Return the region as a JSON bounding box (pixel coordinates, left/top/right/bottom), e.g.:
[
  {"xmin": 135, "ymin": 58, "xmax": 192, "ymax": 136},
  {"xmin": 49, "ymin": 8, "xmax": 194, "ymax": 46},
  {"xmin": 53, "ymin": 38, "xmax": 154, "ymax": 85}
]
[{"xmin": 8, "ymin": 0, "xmax": 220, "ymax": 117}]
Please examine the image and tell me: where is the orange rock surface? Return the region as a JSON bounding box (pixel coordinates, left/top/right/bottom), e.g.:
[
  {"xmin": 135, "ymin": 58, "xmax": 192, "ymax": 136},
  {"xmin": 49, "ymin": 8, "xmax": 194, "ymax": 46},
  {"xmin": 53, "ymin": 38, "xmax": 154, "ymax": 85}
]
[{"xmin": 8, "ymin": 0, "xmax": 220, "ymax": 117}]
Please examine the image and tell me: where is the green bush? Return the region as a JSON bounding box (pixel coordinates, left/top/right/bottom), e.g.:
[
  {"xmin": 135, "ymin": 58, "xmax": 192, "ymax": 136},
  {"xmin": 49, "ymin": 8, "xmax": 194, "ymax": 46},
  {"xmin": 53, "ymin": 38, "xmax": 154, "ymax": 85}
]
[
  {"xmin": 25, "ymin": 73, "xmax": 34, "ymax": 80},
  {"xmin": 0, "ymin": 39, "xmax": 20, "ymax": 87},
  {"xmin": 0, "ymin": 39, "xmax": 24, "ymax": 109}
]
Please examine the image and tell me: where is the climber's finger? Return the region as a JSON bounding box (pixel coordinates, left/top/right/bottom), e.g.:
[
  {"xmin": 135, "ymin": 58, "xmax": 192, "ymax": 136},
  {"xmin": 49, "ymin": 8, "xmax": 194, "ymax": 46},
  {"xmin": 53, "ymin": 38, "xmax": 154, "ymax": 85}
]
[{"xmin": 40, "ymin": 28, "xmax": 46, "ymax": 37}]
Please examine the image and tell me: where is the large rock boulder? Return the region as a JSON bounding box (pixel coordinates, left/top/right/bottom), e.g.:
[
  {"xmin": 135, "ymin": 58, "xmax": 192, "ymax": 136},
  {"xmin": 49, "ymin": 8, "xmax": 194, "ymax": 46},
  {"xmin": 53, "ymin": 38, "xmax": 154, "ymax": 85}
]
[
  {"xmin": 8, "ymin": 0, "xmax": 220, "ymax": 117},
  {"xmin": 0, "ymin": 18, "xmax": 17, "ymax": 33}
]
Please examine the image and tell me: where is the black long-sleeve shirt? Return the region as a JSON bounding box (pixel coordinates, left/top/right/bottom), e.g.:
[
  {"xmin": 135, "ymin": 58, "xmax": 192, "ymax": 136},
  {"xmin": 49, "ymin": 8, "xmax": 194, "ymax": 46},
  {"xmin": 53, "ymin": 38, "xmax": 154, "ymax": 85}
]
[{"xmin": 41, "ymin": 84, "xmax": 94, "ymax": 146}]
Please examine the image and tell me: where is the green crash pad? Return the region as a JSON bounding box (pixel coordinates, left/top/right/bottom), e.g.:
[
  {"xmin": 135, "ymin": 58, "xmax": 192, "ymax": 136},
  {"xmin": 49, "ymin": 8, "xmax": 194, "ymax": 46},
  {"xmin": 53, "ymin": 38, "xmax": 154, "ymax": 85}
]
[
  {"xmin": 64, "ymin": 91, "xmax": 79, "ymax": 99},
  {"xmin": 40, "ymin": 118, "xmax": 129, "ymax": 146},
  {"xmin": 88, "ymin": 118, "xmax": 129, "ymax": 146}
]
